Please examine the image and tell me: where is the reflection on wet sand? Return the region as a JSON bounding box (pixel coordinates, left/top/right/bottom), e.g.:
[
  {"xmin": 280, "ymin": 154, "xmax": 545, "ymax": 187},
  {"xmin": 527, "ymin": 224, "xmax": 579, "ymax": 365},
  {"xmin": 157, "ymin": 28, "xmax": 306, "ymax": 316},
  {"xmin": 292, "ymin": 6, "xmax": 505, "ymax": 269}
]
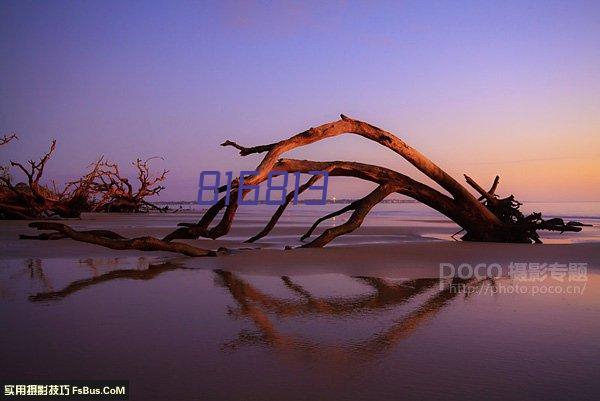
[
  {"xmin": 0, "ymin": 258, "xmax": 54, "ymax": 298},
  {"xmin": 17, "ymin": 259, "xmax": 54, "ymax": 292},
  {"xmin": 215, "ymin": 270, "xmax": 491, "ymax": 360},
  {"xmin": 29, "ymin": 261, "xmax": 187, "ymax": 301},
  {"xmin": 28, "ymin": 261, "xmax": 493, "ymax": 362}
]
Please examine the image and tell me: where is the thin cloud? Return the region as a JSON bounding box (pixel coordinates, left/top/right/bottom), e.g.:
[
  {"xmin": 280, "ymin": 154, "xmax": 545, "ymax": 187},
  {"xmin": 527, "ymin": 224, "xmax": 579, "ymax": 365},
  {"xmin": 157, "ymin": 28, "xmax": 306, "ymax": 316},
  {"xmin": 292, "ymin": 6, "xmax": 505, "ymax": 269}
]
[{"xmin": 466, "ymin": 154, "xmax": 600, "ymax": 165}]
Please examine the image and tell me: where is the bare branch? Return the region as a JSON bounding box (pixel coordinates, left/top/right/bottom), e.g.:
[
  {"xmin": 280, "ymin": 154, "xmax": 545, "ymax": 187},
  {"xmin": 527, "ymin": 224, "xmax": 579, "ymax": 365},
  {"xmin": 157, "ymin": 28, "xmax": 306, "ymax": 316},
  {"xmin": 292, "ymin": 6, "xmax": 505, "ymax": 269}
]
[
  {"xmin": 302, "ymin": 184, "xmax": 397, "ymax": 248},
  {"xmin": 300, "ymin": 203, "xmax": 355, "ymax": 242},
  {"xmin": 0, "ymin": 133, "xmax": 18, "ymax": 146},
  {"xmin": 220, "ymin": 140, "xmax": 276, "ymax": 156},
  {"xmin": 245, "ymin": 174, "xmax": 322, "ymax": 243}
]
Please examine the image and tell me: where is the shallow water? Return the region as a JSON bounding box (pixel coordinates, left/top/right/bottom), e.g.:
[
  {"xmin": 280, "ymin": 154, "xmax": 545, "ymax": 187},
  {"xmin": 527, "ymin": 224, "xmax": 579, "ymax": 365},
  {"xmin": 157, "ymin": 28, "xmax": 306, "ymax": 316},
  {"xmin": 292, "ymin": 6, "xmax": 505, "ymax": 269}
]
[
  {"xmin": 1, "ymin": 205, "xmax": 599, "ymax": 400},
  {"xmin": 1, "ymin": 255, "xmax": 599, "ymax": 401}
]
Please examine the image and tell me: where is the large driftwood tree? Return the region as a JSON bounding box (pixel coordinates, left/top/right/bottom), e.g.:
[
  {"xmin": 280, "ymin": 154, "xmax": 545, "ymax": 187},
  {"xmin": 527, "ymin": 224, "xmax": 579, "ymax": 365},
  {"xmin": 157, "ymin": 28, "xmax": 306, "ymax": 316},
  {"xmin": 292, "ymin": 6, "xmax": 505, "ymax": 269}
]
[{"xmin": 25, "ymin": 115, "xmax": 586, "ymax": 255}]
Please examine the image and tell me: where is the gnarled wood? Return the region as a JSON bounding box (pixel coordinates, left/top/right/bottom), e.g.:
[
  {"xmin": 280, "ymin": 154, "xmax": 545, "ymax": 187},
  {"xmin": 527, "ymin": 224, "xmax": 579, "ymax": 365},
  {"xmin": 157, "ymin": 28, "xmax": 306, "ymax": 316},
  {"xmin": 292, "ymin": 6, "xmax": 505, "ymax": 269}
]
[
  {"xmin": 1, "ymin": 139, "xmax": 96, "ymax": 218},
  {"xmin": 18, "ymin": 115, "xmax": 588, "ymax": 249},
  {"xmin": 167, "ymin": 115, "xmax": 586, "ymax": 245},
  {"xmin": 28, "ymin": 222, "xmax": 215, "ymax": 257},
  {"xmin": 168, "ymin": 116, "xmax": 504, "ymax": 244},
  {"xmin": 88, "ymin": 157, "xmax": 169, "ymax": 213}
]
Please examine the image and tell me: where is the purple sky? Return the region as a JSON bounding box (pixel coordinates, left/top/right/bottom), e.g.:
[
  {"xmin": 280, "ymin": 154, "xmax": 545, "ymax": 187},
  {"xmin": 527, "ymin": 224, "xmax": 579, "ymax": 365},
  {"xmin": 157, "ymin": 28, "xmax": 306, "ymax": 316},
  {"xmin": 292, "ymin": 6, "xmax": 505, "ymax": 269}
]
[{"xmin": 1, "ymin": 0, "xmax": 599, "ymax": 201}]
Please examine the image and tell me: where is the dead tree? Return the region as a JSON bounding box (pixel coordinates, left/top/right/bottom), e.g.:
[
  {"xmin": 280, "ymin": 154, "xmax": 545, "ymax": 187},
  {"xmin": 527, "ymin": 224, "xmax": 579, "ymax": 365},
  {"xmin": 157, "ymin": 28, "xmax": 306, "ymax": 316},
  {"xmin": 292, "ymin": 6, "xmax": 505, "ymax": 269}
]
[
  {"xmin": 164, "ymin": 115, "xmax": 586, "ymax": 245},
  {"xmin": 88, "ymin": 157, "xmax": 169, "ymax": 213},
  {"xmin": 22, "ymin": 115, "xmax": 588, "ymax": 254},
  {"xmin": 2, "ymin": 135, "xmax": 170, "ymax": 219},
  {"xmin": 0, "ymin": 137, "xmax": 95, "ymax": 219},
  {"xmin": 0, "ymin": 133, "xmax": 18, "ymax": 147}
]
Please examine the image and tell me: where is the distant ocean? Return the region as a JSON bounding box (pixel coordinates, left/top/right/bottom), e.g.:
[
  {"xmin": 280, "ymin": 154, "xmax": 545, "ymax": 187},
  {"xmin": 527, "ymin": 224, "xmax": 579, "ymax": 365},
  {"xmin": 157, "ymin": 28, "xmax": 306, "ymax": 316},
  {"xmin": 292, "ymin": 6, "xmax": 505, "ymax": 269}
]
[{"xmin": 159, "ymin": 200, "xmax": 600, "ymax": 222}]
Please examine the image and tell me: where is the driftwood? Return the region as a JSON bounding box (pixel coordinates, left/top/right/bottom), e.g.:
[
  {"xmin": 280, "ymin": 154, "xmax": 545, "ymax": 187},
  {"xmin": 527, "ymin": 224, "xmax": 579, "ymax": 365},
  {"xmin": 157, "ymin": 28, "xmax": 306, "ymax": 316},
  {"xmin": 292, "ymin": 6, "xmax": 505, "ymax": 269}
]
[
  {"xmin": 162, "ymin": 115, "xmax": 586, "ymax": 246},
  {"xmin": 19, "ymin": 115, "xmax": 588, "ymax": 255},
  {"xmin": 27, "ymin": 222, "xmax": 215, "ymax": 257},
  {"xmin": 1, "ymin": 138, "xmax": 95, "ymax": 218},
  {"xmin": 1, "ymin": 135, "xmax": 169, "ymax": 219},
  {"xmin": 87, "ymin": 157, "xmax": 169, "ymax": 213},
  {"xmin": 245, "ymin": 174, "xmax": 322, "ymax": 243}
]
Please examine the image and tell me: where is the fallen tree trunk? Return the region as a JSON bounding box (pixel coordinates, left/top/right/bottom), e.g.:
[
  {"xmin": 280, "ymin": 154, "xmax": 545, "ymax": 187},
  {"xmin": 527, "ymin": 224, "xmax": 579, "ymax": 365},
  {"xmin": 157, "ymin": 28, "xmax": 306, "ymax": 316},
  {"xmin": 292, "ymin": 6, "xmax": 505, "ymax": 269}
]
[
  {"xmin": 164, "ymin": 115, "xmax": 586, "ymax": 246},
  {"xmin": 27, "ymin": 222, "xmax": 216, "ymax": 257}
]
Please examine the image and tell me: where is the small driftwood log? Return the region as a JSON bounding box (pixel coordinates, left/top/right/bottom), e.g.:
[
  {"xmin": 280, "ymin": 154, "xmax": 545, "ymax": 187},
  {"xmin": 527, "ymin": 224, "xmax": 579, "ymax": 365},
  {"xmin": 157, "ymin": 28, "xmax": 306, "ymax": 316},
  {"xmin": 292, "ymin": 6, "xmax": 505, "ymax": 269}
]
[{"xmin": 27, "ymin": 222, "xmax": 215, "ymax": 257}]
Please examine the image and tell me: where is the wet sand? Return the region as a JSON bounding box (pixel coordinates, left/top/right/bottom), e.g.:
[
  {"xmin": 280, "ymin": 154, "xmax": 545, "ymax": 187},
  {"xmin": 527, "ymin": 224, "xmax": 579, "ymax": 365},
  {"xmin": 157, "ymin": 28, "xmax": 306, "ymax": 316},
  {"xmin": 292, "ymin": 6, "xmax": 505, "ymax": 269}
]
[{"xmin": 1, "ymin": 210, "xmax": 599, "ymax": 401}]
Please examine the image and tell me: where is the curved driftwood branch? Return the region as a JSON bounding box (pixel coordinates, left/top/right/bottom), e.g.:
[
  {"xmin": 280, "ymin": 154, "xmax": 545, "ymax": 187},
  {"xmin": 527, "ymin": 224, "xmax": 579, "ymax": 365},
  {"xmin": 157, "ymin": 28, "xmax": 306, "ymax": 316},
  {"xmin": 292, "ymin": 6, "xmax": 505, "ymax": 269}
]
[
  {"xmin": 221, "ymin": 115, "xmax": 476, "ymax": 201},
  {"xmin": 220, "ymin": 140, "xmax": 276, "ymax": 156},
  {"xmin": 300, "ymin": 202, "xmax": 355, "ymax": 242},
  {"xmin": 19, "ymin": 229, "xmax": 126, "ymax": 241},
  {"xmin": 181, "ymin": 115, "xmax": 499, "ymax": 240},
  {"xmin": 302, "ymin": 183, "xmax": 397, "ymax": 247}
]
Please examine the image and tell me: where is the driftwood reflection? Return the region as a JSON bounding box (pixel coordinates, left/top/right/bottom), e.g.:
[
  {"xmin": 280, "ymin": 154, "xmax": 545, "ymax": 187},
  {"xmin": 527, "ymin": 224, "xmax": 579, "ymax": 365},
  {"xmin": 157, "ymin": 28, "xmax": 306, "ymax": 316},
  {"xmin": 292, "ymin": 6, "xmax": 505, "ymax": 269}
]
[
  {"xmin": 215, "ymin": 271, "xmax": 492, "ymax": 360},
  {"xmin": 27, "ymin": 262, "xmax": 492, "ymax": 361},
  {"xmin": 217, "ymin": 271, "xmax": 441, "ymax": 317},
  {"xmin": 1, "ymin": 259, "xmax": 54, "ymax": 298},
  {"xmin": 29, "ymin": 261, "xmax": 186, "ymax": 301},
  {"xmin": 15, "ymin": 259, "xmax": 54, "ymax": 292}
]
